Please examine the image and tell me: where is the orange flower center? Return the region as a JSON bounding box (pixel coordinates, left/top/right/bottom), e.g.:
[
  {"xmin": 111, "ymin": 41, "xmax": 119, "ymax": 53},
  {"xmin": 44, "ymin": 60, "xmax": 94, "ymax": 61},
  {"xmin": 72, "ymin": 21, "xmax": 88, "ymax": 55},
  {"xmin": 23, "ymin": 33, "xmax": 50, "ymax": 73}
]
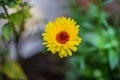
[{"xmin": 56, "ymin": 31, "xmax": 69, "ymax": 44}]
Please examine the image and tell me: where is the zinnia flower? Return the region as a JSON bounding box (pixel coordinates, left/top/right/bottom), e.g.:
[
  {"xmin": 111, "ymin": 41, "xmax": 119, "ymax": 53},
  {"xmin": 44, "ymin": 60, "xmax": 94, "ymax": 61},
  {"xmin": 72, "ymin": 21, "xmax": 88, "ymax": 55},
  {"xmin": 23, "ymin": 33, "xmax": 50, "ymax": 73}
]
[{"xmin": 42, "ymin": 17, "xmax": 82, "ymax": 58}]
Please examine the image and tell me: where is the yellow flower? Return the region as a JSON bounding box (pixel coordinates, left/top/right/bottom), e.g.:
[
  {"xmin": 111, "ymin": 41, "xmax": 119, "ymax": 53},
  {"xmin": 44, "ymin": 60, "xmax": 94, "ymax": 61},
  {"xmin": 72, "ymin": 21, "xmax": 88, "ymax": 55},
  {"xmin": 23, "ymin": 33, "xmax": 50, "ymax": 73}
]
[{"xmin": 42, "ymin": 17, "xmax": 82, "ymax": 58}]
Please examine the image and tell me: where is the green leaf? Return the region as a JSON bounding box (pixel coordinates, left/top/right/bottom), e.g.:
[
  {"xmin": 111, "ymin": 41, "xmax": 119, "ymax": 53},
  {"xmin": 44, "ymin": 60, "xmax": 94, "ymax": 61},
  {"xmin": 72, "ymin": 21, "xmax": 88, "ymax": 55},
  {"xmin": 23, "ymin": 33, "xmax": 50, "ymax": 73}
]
[
  {"xmin": 6, "ymin": 1, "xmax": 17, "ymax": 8},
  {"xmin": 15, "ymin": 0, "xmax": 22, "ymax": 4},
  {"xmin": 9, "ymin": 8, "xmax": 30, "ymax": 26},
  {"xmin": 6, "ymin": 0, "xmax": 21, "ymax": 8},
  {"xmin": 4, "ymin": 61, "xmax": 27, "ymax": 80},
  {"xmin": 108, "ymin": 49, "xmax": 119, "ymax": 70},
  {"xmin": 2, "ymin": 23, "xmax": 13, "ymax": 40},
  {"xmin": 84, "ymin": 32, "xmax": 106, "ymax": 49}
]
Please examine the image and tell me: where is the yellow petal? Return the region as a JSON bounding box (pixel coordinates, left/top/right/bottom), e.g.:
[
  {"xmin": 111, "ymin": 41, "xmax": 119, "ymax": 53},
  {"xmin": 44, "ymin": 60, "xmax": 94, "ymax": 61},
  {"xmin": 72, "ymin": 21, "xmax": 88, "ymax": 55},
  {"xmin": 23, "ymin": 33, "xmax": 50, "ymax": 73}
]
[
  {"xmin": 66, "ymin": 48, "xmax": 72, "ymax": 56},
  {"xmin": 69, "ymin": 46, "xmax": 77, "ymax": 52}
]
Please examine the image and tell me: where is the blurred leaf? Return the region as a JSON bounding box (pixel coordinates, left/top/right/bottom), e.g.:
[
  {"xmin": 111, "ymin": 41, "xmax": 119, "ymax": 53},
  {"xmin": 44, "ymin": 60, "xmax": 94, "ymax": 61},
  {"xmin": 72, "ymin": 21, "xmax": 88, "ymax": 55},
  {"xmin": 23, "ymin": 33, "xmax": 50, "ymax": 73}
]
[
  {"xmin": 15, "ymin": 0, "xmax": 22, "ymax": 4},
  {"xmin": 93, "ymin": 69, "xmax": 102, "ymax": 78},
  {"xmin": 87, "ymin": 3, "xmax": 98, "ymax": 19},
  {"xmin": 4, "ymin": 61, "xmax": 27, "ymax": 80},
  {"xmin": 7, "ymin": 1, "xmax": 17, "ymax": 8},
  {"xmin": 108, "ymin": 49, "xmax": 119, "ymax": 70},
  {"xmin": 2, "ymin": 23, "xmax": 13, "ymax": 40},
  {"xmin": 79, "ymin": 56, "xmax": 86, "ymax": 70},
  {"xmin": 80, "ymin": 67, "xmax": 93, "ymax": 78},
  {"xmin": 69, "ymin": 56, "xmax": 86, "ymax": 70},
  {"xmin": 84, "ymin": 32, "xmax": 106, "ymax": 49},
  {"xmin": 68, "ymin": 56, "xmax": 81, "ymax": 69},
  {"xmin": 81, "ymin": 22, "xmax": 94, "ymax": 30},
  {"xmin": 9, "ymin": 13, "xmax": 22, "ymax": 26},
  {"xmin": 0, "ymin": 13, "xmax": 6, "ymax": 19},
  {"xmin": 0, "ymin": 49, "xmax": 9, "ymax": 57},
  {"xmin": 6, "ymin": 0, "xmax": 22, "ymax": 8},
  {"xmin": 9, "ymin": 8, "xmax": 30, "ymax": 26},
  {"xmin": 111, "ymin": 39, "xmax": 119, "ymax": 48},
  {"xmin": 67, "ymin": 0, "xmax": 120, "ymax": 79},
  {"xmin": 103, "ymin": 43, "xmax": 111, "ymax": 49},
  {"xmin": 107, "ymin": 27, "xmax": 116, "ymax": 40},
  {"xmin": 100, "ymin": 11, "xmax": 109, "ymax": 28}
]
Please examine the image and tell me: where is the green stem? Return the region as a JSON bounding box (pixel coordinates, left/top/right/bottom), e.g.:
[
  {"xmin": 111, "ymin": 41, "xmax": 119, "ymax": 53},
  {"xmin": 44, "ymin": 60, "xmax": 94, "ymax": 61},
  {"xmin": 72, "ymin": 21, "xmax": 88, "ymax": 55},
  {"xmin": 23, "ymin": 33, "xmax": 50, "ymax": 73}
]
[
  {"xmin": 2, "ymin": 5, "xmax": 22, "ymax": 61},
  {"xmin": 2, "ymin": 5, "xmax": 9, "ymax": 18}
]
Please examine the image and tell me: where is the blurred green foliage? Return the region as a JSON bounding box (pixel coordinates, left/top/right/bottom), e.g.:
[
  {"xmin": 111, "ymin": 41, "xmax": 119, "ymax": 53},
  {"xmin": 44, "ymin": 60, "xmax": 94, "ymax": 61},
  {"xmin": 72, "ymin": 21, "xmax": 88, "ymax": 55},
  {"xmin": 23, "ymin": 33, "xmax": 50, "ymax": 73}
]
[
  {"xmin": 3, "ymin": 61, "xmax": 27, "ymax": 79},
  {"xmin": 2, "ymin": 23, "xmax": 13, "ymax": 40},
  {"xmin": 0, "ymin": 0, "xmax": 30, "ymax": 79},
  {"xmin": 66, "ymin": 0, "xmax": 120, "ymax": 80},
  {"xmin": 0, "ymin": 0, "xmax": 22, "ymax": 8}
]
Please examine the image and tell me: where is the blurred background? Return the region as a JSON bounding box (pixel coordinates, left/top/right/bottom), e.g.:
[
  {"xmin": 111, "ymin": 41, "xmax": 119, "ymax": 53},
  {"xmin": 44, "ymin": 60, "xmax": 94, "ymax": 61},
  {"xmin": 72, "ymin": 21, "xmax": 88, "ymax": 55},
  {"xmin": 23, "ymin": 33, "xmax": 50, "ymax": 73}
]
[{"xmin": 0, "ymin": 0, "xmax": 120, "ymax": 80}]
